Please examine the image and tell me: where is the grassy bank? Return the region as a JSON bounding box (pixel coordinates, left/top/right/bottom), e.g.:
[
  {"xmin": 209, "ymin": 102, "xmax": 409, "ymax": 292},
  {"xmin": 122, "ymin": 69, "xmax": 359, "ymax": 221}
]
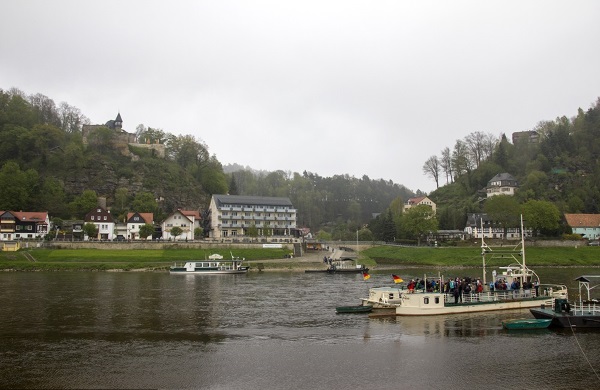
[
  {"xmin": 1, "ymin": 245, "xmax": 599, "ymax": 271},
  {"xmin": 362, "ymin": 245, "xmax": 600, "ymax": 267},
  {"xmin": 0, "ymin": 247, "xmax": 294, "ymax": 271}
]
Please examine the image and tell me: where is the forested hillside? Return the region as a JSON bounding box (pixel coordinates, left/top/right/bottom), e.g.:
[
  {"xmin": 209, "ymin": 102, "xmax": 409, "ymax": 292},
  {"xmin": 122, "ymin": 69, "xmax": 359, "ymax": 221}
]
[
  {"xmin": 4, "ymin": 87, "xmax": 596, "ymax": 240},
  {"xmin": 425, "ymin": 98, "xmax": 600, "ymax": 233},
  {"xmin": 0, "ymin": 88, "xmax": 414, "ymax": 235}
]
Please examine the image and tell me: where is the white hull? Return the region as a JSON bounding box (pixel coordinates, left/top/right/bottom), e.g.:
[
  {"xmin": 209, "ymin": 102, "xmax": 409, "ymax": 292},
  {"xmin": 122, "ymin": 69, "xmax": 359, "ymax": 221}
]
[
  {"xmin": 170, "ymin": 260, "xmax": 249, "ymax": 274},
  {"xmin": 394, "ymin": 294, "xmax": 554, "ymax": 316},
  {"xmin": 170, "ymin": 269, "xmax": 248, "ymax": 274}
]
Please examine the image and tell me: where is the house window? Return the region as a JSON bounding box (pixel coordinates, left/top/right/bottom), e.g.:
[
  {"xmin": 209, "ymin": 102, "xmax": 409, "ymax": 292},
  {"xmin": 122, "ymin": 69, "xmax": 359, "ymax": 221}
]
[
  {"xmin": 91, "ymin": 216, "xmax": 95, "ymax": 221},
  {"xmin": 223, "ymin": 230, "xmax": 228, "ymax": 237},
  {"xmin": 103, "ymin": 216, "xmax": 107, "ymax": 221},
  {"xmin": 26, "ymin": 226, "xmax": 32, "ymax": 231}
]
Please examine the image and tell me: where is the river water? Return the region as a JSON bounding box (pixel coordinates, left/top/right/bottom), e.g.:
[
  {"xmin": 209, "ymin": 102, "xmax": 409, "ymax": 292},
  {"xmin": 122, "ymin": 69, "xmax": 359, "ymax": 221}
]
[{"xmin": 1, "ymin": 267, "xmax": 599, "ymax": 389}]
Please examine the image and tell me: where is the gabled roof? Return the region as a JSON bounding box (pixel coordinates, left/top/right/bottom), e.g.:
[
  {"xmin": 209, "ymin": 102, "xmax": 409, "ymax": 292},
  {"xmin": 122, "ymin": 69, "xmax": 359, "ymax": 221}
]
[
  {"xmin": 13, "ymin": 211, "xmax": 49, "ymax": 223},
  {"xmin": 213, "ymin": 195, "xmax": 293, "ymax": 208},
  {"xmin": 127, "ymin": 212, "xmax": 153, "ymax": 224},
  {"xmin": 407, "ymin": 196, "xmax": 427, "ymax": 205},
  {"xmin": 179, "ymin": 209, "xmax": 201, "ymax": 220},
  {"xmin": 564, "ymin": 214, "xmax": 600, "ymax": 228},
  {"xmin": 0, "ymin": 211, "xmax": 48, "ymax": 223},
  {"xmin": 488, "ymin": 172, "xmax": 517, "ymax": 184}
]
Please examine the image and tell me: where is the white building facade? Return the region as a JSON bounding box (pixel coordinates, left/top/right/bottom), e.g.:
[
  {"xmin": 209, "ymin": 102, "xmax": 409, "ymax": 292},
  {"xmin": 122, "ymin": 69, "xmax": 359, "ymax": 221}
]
[{"xmin": 207, "ymin": 195, "xmax": 297, "ymax": 240}]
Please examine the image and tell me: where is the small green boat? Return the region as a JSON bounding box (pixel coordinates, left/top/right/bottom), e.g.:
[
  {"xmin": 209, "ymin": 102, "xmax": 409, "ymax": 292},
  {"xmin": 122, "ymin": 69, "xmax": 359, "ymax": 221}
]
[
  {"xmin": 502, "ymin": 318, "xmax": 552, "ymax": 330},
  {"xmin": 336, "ymin": 305, "xmax": 373, "ymax": 314}
]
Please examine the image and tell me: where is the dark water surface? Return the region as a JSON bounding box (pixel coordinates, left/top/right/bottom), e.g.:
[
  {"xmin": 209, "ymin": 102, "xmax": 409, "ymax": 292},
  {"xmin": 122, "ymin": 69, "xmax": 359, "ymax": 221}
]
[{"xmin": 1, "ymin": 268, "xmax": 599, "ymax": 389}]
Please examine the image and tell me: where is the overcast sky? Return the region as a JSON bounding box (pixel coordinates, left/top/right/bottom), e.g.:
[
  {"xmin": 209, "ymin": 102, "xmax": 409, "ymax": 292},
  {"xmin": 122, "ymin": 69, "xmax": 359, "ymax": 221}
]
[{"xmin": 2, "ymin": 1, "xmax": 599, "ymax": 193}]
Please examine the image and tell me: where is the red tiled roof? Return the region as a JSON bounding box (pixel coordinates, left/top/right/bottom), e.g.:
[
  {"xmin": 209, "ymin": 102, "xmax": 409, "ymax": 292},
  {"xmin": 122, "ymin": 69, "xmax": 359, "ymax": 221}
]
[
  {"xmin": 408, "ymin": 196, "xmax": 426, "ymax": 205},
  {"xmin": 564, "ymin": 214, "xmax": 600, "ymax": 228},
  {"xmin": 127, "ymin": 212, "xmax": 154, "ymax": 224},
  {"xmin": 179, "ymin": 209, "xmax": 201, "ymax": 220},
  {"xmin": 11, "ymin": 211, "xmax": 49, "ymax": 223}
]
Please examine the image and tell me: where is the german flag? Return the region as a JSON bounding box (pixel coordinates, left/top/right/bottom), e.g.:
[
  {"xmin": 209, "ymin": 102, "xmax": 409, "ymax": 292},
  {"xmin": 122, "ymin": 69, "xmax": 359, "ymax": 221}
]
[
  {"xmin": 392, "ymin": 274, "xmax": 403, "ymax": 284},
  {"xmin": 362, "ymin": 271, "xmax": 370, "ymax": 280}
]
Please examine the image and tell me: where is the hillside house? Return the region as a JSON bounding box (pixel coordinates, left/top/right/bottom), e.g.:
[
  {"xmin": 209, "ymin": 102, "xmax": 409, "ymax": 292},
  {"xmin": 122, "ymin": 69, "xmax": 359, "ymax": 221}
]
[
  {"xmin": 486, "ymin": 173, "xmax": 518, "ymax": 197},
  {"xmin": 403, "ymin": 196, "xmax": 436, "ymax": 214}
]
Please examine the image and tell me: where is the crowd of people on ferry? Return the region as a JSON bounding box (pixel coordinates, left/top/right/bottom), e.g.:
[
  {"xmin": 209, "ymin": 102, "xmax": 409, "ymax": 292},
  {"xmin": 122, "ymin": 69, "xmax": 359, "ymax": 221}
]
[{"xmin": 405, "ymin": 276, "xmax": 539, "ymax": 304}]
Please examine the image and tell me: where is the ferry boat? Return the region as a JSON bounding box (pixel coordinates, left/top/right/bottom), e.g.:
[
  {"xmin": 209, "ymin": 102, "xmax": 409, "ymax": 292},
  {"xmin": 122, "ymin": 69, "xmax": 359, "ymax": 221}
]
[
  {"xmin": 170, "ymin": 253, "xmax": 249, "ymax": 274},
  {"xmin": 361, "ymin": 216, "xmax": 568, "ymax": 316},
  {"xmin": 530, "ymin": 275, "xmax": 600, "ymax": 328}
]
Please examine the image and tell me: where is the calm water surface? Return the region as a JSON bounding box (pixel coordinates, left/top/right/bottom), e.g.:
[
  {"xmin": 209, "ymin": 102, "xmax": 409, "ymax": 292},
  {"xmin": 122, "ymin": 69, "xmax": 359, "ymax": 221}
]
[{"xmin": 1, "ymin": 268, "xmax": 599, "ymax": 389}]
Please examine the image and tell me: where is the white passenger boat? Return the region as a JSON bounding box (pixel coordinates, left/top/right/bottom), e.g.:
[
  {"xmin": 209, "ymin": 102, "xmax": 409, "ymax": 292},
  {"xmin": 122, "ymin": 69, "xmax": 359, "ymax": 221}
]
[
  {"xmin": 170, "ymin": 253, "xmax": 249, "ymax": 274},
  {"xmin": 362, "ymin": 216, "xmax": 568, "ymax": 316}
]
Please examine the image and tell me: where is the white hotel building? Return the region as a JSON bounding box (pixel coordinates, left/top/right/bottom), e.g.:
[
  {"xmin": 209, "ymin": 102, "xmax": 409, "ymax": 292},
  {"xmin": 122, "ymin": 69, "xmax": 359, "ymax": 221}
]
[{"xmin": 207, "ymin": 195, "xmax": 298, "ymax": 240}]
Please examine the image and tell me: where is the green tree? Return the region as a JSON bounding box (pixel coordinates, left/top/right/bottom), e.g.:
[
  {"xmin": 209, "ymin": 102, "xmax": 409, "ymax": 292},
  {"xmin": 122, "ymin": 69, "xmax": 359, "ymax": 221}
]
[
  {"xmin": 483, "ymin": 195, "xmax": 520, "ymax": 238},
  {"xmin": 402, "ymin": 205, "xmax": 438, "ymax": 245},
  {"xmin": 246, "ymin": 224, "xmax": 259, "ymax": 239},
  {"xmin": 0, "ymin": 161, "xmax": 38, "ymax": 210},
  {"xmin": 316, "ymin": 230, "xmax": 332, "ymax": 241},
  {"xmin": 69, "ymin": 190, "xmax": 98, "ymax": 218},
  {"xmin": 138, "ymin": 224, "xmax": 155, "ymax": 240},
  {"xmin": 114, "ymin": 188, "xmax": 129, "ymax": 212},
  {"xmin": 83, "ymin": 222, "xmax": 98, "ymax": 240},
  {"xmin": 169, "ymin": 226, "xmax": 183, "ymax": 240},
  {"xmin": 522, "ymin": 200, "xmax": 561, "ymax": 237},
  {"xmin": 194, "ymin": 226, "xmax": 204, "ymax": 239},
  {"xmin": 132, "ymin": 192, "xmax": 158, "ymax": 213}
]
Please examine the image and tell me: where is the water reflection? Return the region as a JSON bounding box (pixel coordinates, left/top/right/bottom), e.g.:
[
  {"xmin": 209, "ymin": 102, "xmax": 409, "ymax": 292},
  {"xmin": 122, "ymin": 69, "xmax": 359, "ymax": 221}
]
[{"xmin": 1, "ymin": 268, "xmax": 599, "ymax": 389}]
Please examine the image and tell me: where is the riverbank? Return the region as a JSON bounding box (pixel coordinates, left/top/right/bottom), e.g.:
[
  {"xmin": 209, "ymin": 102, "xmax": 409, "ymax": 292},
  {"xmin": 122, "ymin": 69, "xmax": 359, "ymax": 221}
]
[{"xmin": 1, "ymin": 244, "xmax": 600, "ymax": 271}]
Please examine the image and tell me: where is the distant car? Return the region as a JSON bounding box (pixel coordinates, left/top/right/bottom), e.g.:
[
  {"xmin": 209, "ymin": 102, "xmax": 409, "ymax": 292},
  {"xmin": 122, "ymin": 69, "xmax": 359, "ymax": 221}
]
[{"xmin": 589, "ymin": 241, "xmax": 599, "ymax": 246}]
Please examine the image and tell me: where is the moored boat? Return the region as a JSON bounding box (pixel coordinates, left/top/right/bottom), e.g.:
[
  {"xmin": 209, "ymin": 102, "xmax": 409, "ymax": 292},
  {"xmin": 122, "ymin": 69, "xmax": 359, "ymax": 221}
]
[
  {"xmin": 530, "ymin": 275, "xmax": 600, "ymax": 328},
  {"xmin": 305, "ymin": 257, "xmax": 368, "ymax": 274},
  {"xmin": 502, "ymin": 318, "xmax": 552, "ymax": 330},
  {"xmin": 170, "ymin": 253, "xmax": 249, "ymax": 274}
]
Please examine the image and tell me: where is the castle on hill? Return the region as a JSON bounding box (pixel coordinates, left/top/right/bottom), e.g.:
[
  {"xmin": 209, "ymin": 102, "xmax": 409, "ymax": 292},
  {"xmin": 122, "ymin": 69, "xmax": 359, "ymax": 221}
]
[{"xmin": 82, "ymin": 113, "xmax": 165, "ymax": 158}]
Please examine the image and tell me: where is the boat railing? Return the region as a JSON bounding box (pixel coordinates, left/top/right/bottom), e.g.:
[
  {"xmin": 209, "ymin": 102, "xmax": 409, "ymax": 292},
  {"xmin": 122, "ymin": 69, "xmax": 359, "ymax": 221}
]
[
  {"xmin": 570, "ymin": 302, "xmax": 600, "ymax": 315},
  {"xmin": 441, "ymin": 289, "xmax": 549, "ymax": 304}
]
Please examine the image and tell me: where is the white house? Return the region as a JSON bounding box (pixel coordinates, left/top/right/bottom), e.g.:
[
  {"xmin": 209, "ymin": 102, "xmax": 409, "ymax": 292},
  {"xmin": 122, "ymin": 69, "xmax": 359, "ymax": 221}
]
[
  {"xmin": 403, "ymin": 196, "xmax": 437, "ymax": 214},
  {"xmin": 126, "ymin": 212, "xmax": 154, "ymax": 240},
  {"xmin": 161, "ymin": 209, "xmax": 201, "ymax": 240},
  {"xmin": 84, "ymin": 207, "xmax": 115, "ymax": 240},
  {"xmin": 486, "ymin": 173, "xmax": 518, "ymax": 197}
]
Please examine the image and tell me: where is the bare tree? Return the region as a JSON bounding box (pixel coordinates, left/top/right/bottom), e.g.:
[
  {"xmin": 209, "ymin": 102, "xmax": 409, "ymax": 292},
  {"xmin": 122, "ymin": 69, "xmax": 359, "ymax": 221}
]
[
  {"xmin": 422, "ymin": 155, "xmax": 440, "ymax": 188},
  {"xmin": 440, "ymin": 147, "xmax": 453, "ymax": 184},
  {"xmin": 452, "ymin": 140, "xmax": 472, "ymax": 177},
  {"xmin": 58, "ymin": 102, "xmax": 90, "ymax": 134}
]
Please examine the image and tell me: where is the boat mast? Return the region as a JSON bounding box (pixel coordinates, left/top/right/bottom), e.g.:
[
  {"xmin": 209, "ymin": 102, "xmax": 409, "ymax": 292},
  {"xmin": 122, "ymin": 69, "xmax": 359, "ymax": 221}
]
[
  {"xmin": 480, "ymin": 218, "xmax": 487, "ymax": 287},
  {"xmin": 520, "ymin": 214, "xmax": 526, "ymax": 271}
]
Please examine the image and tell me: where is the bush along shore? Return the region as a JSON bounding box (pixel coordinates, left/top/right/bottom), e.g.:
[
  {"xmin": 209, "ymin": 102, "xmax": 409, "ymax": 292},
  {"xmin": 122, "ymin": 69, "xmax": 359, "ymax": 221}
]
[{"xmin": 1, "ymin": 245, "xmax": 600, "ymax": 271}]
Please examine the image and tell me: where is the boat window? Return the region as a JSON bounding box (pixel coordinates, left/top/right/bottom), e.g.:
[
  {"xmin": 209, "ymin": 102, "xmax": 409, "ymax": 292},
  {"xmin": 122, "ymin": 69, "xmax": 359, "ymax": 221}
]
[
  {"xmin": 435, "ymin": 297, "xmax": 440, "ymax": 304},
  {"xmin": 424, "ymin": 297, "xmax": 429, "ymax": 304},
  {"xmin": 388, "ymin": 293, "xmax": 394, "ymax": 299}
]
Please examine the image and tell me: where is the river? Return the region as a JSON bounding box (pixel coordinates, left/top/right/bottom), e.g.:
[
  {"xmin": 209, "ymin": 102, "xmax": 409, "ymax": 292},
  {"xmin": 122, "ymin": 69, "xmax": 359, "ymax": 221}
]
[{"xmin": 1, "ymin": 267, "xmax": 599, "ymax": 389}]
